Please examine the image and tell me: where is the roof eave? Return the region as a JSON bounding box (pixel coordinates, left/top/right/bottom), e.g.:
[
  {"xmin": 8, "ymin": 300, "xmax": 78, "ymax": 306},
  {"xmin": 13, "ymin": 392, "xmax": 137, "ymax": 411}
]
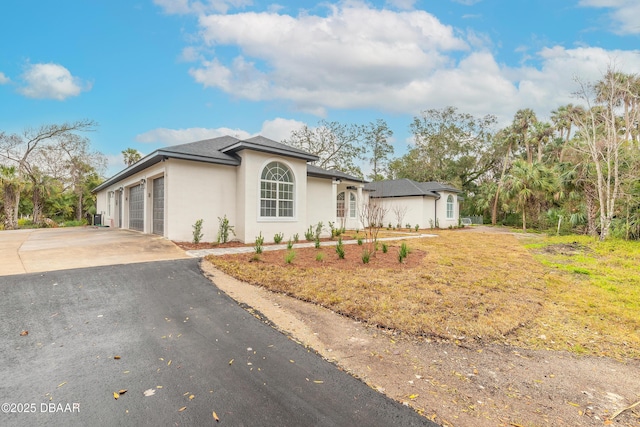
[{"xmin": 221, "ymin": 141, "xmax": 319, "ymax": 162}]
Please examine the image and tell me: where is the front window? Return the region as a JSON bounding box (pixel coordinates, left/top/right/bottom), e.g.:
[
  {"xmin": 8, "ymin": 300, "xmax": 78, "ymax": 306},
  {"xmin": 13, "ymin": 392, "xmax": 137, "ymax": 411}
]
[
  {"xmin": 337, "ymin": 192, "xmax": 345, "ymax": 217},
  {"xmin": 349, "ymin": 192, "xmax": 357, "ymax": 218},
  {"xmin": 446, "ymin": 195, "xmax": 454, "ymax": 219},
  {"xmin": 260, "ymin": 162, "xmax": 294, "ymax": 218}
]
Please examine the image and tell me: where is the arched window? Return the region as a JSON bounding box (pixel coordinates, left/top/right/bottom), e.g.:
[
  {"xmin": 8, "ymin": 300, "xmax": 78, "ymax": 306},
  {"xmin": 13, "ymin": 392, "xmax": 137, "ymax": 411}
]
[
  {"xmin": 337, "ymin": 192, "xmax": 345, "ymax": 217},
  {"xmin": 349, "ymin": 192, "xmax": 357, "ymax": 218},
  {"xmin": 260, "ymin": 162, "xmax": 294, "ymax": 218},
  {"xmin": 446, "ymin": 194, "xmax": 454, "ymax": 219}
]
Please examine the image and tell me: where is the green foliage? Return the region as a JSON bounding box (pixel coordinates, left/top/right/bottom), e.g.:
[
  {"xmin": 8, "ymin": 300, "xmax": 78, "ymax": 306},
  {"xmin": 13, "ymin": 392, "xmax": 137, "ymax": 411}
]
[
  {"xmin": 364, "ymin": 119, "xmax": 394, "ymax": 181},
  {"xmin": 315, "ymin": 252, "xmax": 325, "ymax": 262},
  {"xmin": 328, "ymin": 221, "xmax": 337, "ymax": 238},
  {"xmin": 335, "ymin": 237, "xmax": 345, "ymax": 259},
  {"xmin": 273, "ymin": 232, "xmax": 284, "ymax": 244},
  {"xmin": 314, "ymin": 221, "xmax": 323, "ymax": 240},
  {"xmin": 254, "ymin": 232, "xmax": 264, "ymax": 254},
  {"xmin": 414, "ymin": 224, "xmax": 419, "ymax": 232},
  {"xmin": 293, "ymin": 233, "xmax": 299, "ymax": 243},
  {"xmin": 217, "ymin": 215, "xmax": 235, "ymax": 243},
  {"xmin": 192, "ymin": 219, "xmax": 204, "ymax": 244},
  {"xmin": 429, "ymin": 219, "xmax": 434, "ymax": 229},
  {"xmin": 314, "ymin": 237, "xmax": 321, "ymax": 249},
  {"xmin": 398, "ymin": 242, "xmax": 409, "ymax": 263},
  {"xmin": 61, "ymin": 219, "xmax": 87, "ymax": 227},
  {"xmin": 304, "ymin": 226, "xmax": 314, "ymax": 241},
  {"xmin": 286, "ymin": 238, "xmax": 294, "ymax": 250},
  {"xmin": 406, "ymin": 223, "xmax": 411, "ymax": 229},
  {"xmin": 17, "ymin": 218, "xmax": 38, "ymax": 229},
  {"xmin": 357, "ymin": 238, "xmax": 363, "ymax": 245},
  {"xmin": 382, "ymin": 243, "xmax": 388, "ymax": 253},
  {"xmin": 284, "ymin": 250, "xmax": 295, "ymax": 264},
  {"xmin": 361, "ymin": 248, "xmax": 371, "ymax": 264}
]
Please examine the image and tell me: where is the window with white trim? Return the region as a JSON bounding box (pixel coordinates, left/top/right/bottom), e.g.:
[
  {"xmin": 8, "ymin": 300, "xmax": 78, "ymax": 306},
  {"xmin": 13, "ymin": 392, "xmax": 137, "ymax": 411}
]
[
  {"xmin": 349, "ymin": 192, "xmax": 357, "ymax": 218},
  {"xmin": 260, "ymin": 162, "xmax": 294, "ymax": 218},
  {"xmin": 337, "ymin": 192, "xmax": 345, "ymax": 217},
  {"xmin": 446, "ymin": 194, "xmax": 454, "ymax": 219}
]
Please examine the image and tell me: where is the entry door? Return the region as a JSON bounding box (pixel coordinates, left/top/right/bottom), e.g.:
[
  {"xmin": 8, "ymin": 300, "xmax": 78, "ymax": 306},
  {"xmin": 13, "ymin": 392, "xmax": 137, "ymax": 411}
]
[
  {"xmin": 152, "ymin": 177, "xmax": 164, "ymax": 236},
  {"xmin": 129, "ymin": 184, "xmax": 144, "ymax": 231}
]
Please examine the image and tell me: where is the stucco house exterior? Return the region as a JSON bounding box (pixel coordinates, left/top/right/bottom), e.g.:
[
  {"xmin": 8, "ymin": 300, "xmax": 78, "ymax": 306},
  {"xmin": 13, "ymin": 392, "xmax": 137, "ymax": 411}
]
[
  {"xmin": 93, "ymin": 135, "xmax": 367, "ymax": 243},
  {"xmin": 364, "ymin": 179, "xmax": 461, "ymax": 229}
]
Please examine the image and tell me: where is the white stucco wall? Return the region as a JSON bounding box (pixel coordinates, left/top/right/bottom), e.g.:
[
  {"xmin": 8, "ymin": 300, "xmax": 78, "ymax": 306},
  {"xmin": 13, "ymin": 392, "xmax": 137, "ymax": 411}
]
[
  {"xmin": 236, "ymin": 150, "xmax": 308, "ymax": 243},
  {"xmin": 306, "ymin": 176, "xmax": 334, "ymax": 236},
  {"xmin": 164, "ymin": 159, "xmax": 237, "ymax": 242},
  {"xmin": 369, "ymin": 193, "xmax": 459, "ymax": 229}
]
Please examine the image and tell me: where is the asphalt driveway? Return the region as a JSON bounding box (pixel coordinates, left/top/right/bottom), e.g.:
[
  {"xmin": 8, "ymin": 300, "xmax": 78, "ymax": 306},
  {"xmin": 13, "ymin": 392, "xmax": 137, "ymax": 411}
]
[
  {"xmin": 0, "ymin": 257, "xmax": 434, "ymax": 426},
  {"xmin": 0, "ymin": 227, "xmax": 188, "ymax": 276}
]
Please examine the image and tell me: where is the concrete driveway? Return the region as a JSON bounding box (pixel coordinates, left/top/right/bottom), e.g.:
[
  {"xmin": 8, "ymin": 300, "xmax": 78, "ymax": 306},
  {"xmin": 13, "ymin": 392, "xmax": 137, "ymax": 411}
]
[{"xmin": 0, "ymin": 227, "xmax": 188, "ymax": 276}]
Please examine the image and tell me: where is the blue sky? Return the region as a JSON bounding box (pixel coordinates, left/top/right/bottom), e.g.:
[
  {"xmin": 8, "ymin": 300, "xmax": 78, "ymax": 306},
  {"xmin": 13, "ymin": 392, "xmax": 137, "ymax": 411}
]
[{"xmin": 1, "ymin": 0, "xmax": 639, "ymax": 176}]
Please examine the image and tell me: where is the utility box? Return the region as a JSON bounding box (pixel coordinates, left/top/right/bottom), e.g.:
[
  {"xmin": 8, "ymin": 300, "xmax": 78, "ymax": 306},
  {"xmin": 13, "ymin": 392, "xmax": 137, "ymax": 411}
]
[{"xmin": 93, "ymin": 214, "xmax": 102, "ymax": 226}]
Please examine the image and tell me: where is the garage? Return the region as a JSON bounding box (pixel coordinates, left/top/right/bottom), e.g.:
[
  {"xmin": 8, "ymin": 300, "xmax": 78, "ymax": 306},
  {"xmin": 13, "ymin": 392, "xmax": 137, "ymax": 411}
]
[
  {"xmin": 152, "ymin": 176, "xmax": 164, "ymax": 236},
  {"xmin": 129, "ymin": 184, "xmax": 144, "ymax": 231}
]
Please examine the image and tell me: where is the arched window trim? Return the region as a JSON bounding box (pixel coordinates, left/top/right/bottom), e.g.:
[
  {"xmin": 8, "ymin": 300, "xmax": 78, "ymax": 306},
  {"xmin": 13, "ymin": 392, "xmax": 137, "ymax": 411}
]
[
  {"xmin": 260, "ymin": 161, "xmax": 295, "ymax": 218},
  {"xmin": 446, "ymin": 194, "xmax": 454, "ymax": 219}
]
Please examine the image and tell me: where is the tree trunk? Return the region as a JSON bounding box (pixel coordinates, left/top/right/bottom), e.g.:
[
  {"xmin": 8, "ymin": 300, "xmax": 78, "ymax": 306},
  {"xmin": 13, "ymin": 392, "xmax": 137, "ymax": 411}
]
[
  {"xmin": 32, "ymin": 185, "xmax": 43, "ymax": 224},
  {"xmin": 584, "ymin": 188, "xmax": 598, "ymax": 237},
  {"xmin": 3, "ymin": 186, "xmax": 19, "ymax": 230}
]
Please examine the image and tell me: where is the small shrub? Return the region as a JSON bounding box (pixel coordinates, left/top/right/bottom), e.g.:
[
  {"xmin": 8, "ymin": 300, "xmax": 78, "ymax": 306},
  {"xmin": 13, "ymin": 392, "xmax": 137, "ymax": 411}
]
[
  {"xmin": 414, "ymin": 224, "xmax": 419, "ymax": 232},
  {"xmin": 314, "ymin": 221, "xmax": 324, "ymax": 240},
  {"xmin": 398, "ymin": 242, "xmax": 409, "ymax": 263},
  {"xmin": 435, "ymin": 218, "xmax": 440, "ymax": 228},
  {"xmin": 382, "ymin": 243, "xmax": 388, "ymax": 253},
  {"xmin": 274, "ymin": 232, "xmax": 284, "ymax": 244},
  {"xmin": 388, "ymin": 223, "xmax": 392, "ymax": 229},
  {"xmin": 429, "ymin": 219, "xmax": 434, "ymax": 229},
  {"xmin": 304, "ymin": 226, "xmax": 314, "ymax": 241},
  {"xmin": 315, "ymin": 252, "xmax": 325, "ymax": 262},
  {"xmin": 314, "ymin": 237, "xmax": 321, "ymax": 249},
  {"xmin": 251, "ymin": 254, "xmax": 261, "ymax": 262},
  {"xmin": 361, "ymin": 249, "xmax": 371, "ymax": 264},
  {"xmin": 286, "ymin": 238, "xmax": 294, "ymax": 250},
  {"xmin": 254, "ymin": 232, "xmax": 264, "ymax": 254},
  {"xmin": 406, "ymin": 223, "xmax": 411, "ymax": 229},
  {"xmin": 329, "ymin": 221, "xmax": 337, "ymax": 239},
  {"xmin": 217, "ymin": 215, "xmax": 235, "ymax": 243},
  {"xmin": 336, "ymin": 237, "xmax": 345, "ymax": 259},
  {"xmin": 284, "ymin": 250, "xmax": 295, "ymax": 264},
  {"xmin": 293, "ymin": 233, "xmax": 299, "ymax": 243},
  {"xmin": 357, "ymin": 238, "xmax": 363, "ymax": 246},
  {"xmin": 192, "ymin": 219, "xmax": 204, "ymax": 244}
]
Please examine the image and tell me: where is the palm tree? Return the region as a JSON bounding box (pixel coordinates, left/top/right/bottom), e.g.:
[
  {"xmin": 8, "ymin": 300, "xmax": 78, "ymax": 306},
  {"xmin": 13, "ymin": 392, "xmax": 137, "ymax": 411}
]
[
  {"xmin": 512, "ymin": 109, "xmax": 537, "ymax": 165},
  {"xmin": 1, "ymin": 165, "xmax": 22, "ymax": 229},
  {"xmin": 502, "ymin": 160, "xmax": 558, "ymax": 231},
  {"xmin": 122, "ymin": 148, "xmax": 142, "ymax": 166}
]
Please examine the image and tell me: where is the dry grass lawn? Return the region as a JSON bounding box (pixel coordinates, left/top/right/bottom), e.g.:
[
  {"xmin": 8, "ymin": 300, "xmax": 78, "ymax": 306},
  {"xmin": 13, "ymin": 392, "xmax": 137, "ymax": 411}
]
[{"xmin": 206, "ymin": 229, "xmax": 640, "ymax": 360}]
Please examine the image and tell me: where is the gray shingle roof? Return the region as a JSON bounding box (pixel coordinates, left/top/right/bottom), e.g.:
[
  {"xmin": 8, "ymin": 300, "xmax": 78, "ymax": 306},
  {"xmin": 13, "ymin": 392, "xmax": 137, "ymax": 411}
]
[
  {"xmin": 93, "ymin": 135, "xmax": 338, "ymax": 193},
  {"xmin": 364, "ymin": 179, "xmax": 460, "ymax": 198},
  {"xmin": 306, "ymin": 165, "xmax": 366, "ymax": 183}
]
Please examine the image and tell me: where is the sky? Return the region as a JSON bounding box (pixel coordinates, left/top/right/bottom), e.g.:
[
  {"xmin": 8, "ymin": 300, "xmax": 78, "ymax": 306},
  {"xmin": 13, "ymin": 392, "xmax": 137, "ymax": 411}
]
[{"xmin": 1, "ymin": 0, "xmax": 639, "ymax": 177}]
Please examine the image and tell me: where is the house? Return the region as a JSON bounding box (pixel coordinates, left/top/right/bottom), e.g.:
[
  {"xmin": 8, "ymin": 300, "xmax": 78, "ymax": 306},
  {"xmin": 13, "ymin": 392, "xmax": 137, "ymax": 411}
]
[
  {"xmin": 93, "ymin": 135, "xmax": 368, "ymax": 243},
  {"xmin": 363, "ymin": 179, "xmax": 461, "ymax": 229}
]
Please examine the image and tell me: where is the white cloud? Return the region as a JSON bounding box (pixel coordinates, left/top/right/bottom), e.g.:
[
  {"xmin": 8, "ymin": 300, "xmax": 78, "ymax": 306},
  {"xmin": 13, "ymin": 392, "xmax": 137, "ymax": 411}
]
[
  {"xmin": 136, "ymin": 126, "xmax": 251, "ymax": 145},
  {"xmin": 259, "ymin": 118, "xmax": 306, "ymax": 141},
  {"xmin": 0, "ymin": 72, "xmax": 10, "ymax": 84},
  {"xmin": 579, "ymin": 0, "xmax": 640, "ymax": 34},
  {"xmin": 135, "ymin": 118, "xmax": 304, "ymax": 146},
  {"xmin": 19, "ymin": 63, "xmax": 89, "ymax": 100},
  {"xmin": 180, "ymin": 2, "xmax": 640, "ymax": 126}
]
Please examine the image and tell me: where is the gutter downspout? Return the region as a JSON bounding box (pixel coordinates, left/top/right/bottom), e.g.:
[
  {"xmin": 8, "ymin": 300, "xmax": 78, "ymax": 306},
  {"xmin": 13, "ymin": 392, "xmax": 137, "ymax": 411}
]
[{"xmin": 434, "ymin": 192, "xmax": 441, "ymax": 227}]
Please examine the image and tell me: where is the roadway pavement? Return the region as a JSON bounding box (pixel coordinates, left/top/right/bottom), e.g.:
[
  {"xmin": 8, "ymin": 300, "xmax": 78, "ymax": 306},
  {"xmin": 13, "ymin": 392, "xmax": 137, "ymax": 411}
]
[{"xmin": 0, "ymin": 231, "xmax": 436, "ymax": 426}]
